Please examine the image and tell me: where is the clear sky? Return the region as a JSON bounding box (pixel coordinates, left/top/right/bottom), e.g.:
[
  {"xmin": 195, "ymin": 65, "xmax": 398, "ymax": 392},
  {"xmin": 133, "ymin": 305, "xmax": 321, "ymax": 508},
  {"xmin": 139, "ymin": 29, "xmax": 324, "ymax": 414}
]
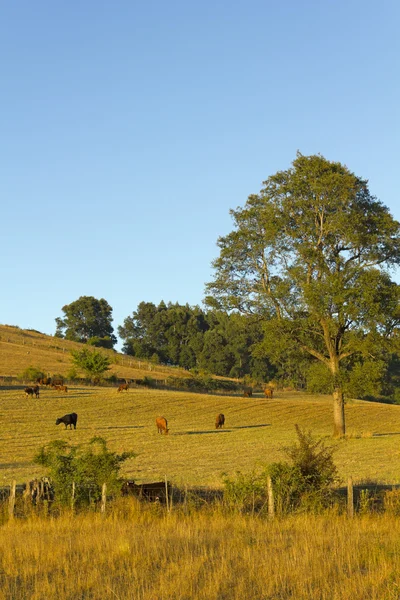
[{"xmin": 1, "ymin": 1, "xmax": 399, "ymax": 349}]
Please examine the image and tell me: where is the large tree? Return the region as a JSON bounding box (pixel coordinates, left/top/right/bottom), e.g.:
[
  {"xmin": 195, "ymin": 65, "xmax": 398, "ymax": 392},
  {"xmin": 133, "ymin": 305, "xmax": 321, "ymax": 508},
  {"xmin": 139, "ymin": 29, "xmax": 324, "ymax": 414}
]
[
  {"xmin": 206, "ymin": 153, "xmax": 400, "ymax": 436},
  {"xmin": 55, "ymin": 296, "xmax": 117, "ymax": 348}
]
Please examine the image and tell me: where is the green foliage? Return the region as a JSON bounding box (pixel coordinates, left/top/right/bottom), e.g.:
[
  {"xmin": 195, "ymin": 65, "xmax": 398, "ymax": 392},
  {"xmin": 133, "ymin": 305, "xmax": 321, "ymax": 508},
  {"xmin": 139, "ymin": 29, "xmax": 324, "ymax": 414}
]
[
  {"xmin": 70, "ymin": 348, "xmax": 111, "ymax": 383},
  {"xmin": 141, "ymin": 376, "xmax": 156, "ymax": 388},
  {"xmin": 306, "ymin": 362, "xmax": 333, "ymax": 394},
  {"xmin": 34, "ymin": 437, "xmax": 134, "ymax": 507},
  {"xmin": 166, "ymin": 375, "xmax": 239, "ymax": 394},
  {"xmin": 55, "ymin": 296, "xmax": 117, "ymax": 348},
  {"xmin": 87, "ymin": 336, "xmax": 115, "ymax": 349},
  {"xmin": 118, "ymin": 301, "xmax": 274, "ymax": 381},
  {"xmin": 65, "ymin": 367, "xmax": 79, "ymax": 381},
  {"xmin": 346, "ymin": 359, "xmax": 387, "ymax": 399},
  {"xmin": 222, "ymin": 426, "xmax": 339, "ymax": 514},
  {"xmin": 19, "ymin": 366, "xmax": 45, "ymax": 382},
  {"xmin": 222, "ymin": 470, "xmax": 269, "ymax": 513},
  {"xmin": 282, "ymin": 425, "xmax": 339, "ymax": 490},
  {"xmin": 206, "ymin": 153, "xmax": 400, "ymax": 434}
]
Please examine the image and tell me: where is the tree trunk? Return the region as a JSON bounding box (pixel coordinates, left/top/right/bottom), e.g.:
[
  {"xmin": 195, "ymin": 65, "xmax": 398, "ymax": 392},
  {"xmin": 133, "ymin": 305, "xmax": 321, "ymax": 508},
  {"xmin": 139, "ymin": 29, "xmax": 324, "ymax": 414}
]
[{"xmin": 333, "ymin": 387, "xmax": 345, "ymax": 437}]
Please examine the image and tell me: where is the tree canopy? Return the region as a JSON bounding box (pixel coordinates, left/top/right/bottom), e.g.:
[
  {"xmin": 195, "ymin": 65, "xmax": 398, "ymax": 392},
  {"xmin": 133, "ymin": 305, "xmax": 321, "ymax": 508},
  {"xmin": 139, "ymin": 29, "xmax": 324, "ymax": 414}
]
[
  {"xmin": 55, "ymin": 296, "xmax": 117, "ymax": 348},
  {"xmin": 206, "ymin": 153, "xmax": 400, "ymax": 435}
]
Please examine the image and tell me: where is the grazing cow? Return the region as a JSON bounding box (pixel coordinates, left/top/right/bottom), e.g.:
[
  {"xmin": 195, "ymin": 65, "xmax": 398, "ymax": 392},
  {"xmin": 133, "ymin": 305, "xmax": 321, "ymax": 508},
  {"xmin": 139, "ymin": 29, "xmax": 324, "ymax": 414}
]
[
  {"xmin": 32, "ymin": 385, "xmax": 40, "ymax": 398},
  {"xmin": 117, "ymin": 383, "xmax": 129, "ymax": 392},
  {"xmin": 51, "ymin": 379, "xmax": 64, "ymax": 387},
  {"xmin": 243, "ymin": 388, "xmax": 253, "ymax": 398},
  {"xmin": 215, "ymin": 413, "xmax": 225, "ymax": 429},
  {"xmin": 156, "ymin": 416, "xmax": 169, "ymax": 435},
  {"xmin": 56, "ymin": 412, "xmax": 78, "ymax": 429},
  {"xmin": 24, "ymin": 387, "xmax": 34, "ymax": 397},
  {"xmin": 264, "ymin": 388, "xmax": 274, "ymax": 399}
]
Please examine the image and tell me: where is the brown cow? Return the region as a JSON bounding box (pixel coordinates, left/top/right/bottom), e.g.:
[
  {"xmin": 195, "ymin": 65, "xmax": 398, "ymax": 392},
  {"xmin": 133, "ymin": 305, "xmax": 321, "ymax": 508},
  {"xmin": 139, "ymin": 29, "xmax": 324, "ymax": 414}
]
[
  {"xmin": 264, "ymin": 388, "xmax": 274, "ymax": 399},
  {"xmin": 117, "ymin": 383, "xmax": 129, "ymax": 392},
  {"xmin": 156, "ymin": 417, "xmax": 169, "ymax": 435},
  {"xmin": 24, "ymin": 387, "xmax": 34, "ymax": 397},
  {"xmin": 215, "ymin": 413, "xmax": 225, "ymax": 429},
  {"xmin": 52, "ymin": 385, "xmax": 68, "ymax": 392},
  {"xmin": 243, "ymin": 388, "xmax": 253, "ymax": 398}
]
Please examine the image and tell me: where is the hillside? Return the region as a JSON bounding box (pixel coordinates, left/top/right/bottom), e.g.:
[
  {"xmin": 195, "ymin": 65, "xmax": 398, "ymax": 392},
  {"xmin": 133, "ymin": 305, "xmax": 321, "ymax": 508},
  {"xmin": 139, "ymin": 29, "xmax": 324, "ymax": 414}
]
[
  {"xmin": 0, "ymin": 324, "xmax": 192, "ymax": 382},
  {"xmin": 2, "ymin": 324, "xmax": 400, "ymax": 490}
]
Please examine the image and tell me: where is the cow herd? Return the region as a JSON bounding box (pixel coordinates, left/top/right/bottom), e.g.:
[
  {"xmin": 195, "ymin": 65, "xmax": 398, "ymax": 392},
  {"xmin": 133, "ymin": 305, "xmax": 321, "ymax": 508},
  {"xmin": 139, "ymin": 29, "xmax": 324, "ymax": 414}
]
[{"xmin": 22, "ymin": 380, "xmax": 275, "ymax": 436}]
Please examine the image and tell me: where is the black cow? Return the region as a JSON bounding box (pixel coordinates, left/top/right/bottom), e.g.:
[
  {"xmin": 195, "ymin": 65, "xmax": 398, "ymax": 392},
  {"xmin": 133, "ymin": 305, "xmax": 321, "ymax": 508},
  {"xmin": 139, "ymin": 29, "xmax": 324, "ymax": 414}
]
[
  {"xmin": 32, "ymin": 385, "xmax": 40, "ymax": 398},
  {"xmin": 24, "ymin": 387, "xmax": 34, "ymax": 397},
  {"xmin": 56, "ymin": 412, "xmax": 78, "ymax": 429}
]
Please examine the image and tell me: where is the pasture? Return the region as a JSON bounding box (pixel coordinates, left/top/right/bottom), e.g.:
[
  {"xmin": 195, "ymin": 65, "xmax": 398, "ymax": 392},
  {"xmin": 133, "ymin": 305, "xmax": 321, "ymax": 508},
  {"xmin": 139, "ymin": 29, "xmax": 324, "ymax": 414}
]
[{"xmin": 2, "ymin": 385, "xmax": 400, "ymax": 487}]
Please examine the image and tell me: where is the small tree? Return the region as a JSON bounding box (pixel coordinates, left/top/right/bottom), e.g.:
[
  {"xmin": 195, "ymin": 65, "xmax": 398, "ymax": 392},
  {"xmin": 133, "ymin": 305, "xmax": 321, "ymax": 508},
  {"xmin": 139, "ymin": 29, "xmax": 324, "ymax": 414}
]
[
  {"xmin": 70, "ymin": 348, "xmax": 111, "ymax": 383},
  {"xmin": 34, "ymin": 437, "xmax": 134, "ymax": 507}
]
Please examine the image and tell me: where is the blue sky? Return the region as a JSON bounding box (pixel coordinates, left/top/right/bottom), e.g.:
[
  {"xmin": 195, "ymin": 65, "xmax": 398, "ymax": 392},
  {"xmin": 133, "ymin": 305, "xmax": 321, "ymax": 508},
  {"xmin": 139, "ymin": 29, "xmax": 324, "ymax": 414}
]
[{"xmin": 1, "ymin": 1, "xmax": 399, "ymax": 349}]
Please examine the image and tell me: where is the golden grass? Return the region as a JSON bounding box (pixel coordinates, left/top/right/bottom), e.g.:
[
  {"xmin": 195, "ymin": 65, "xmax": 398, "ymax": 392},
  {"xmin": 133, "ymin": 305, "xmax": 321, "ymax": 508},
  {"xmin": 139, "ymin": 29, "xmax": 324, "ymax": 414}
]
[
  {"xmin": 2, "ymin": 385, "xmax": 400, "ymax": 487},
  {"xmin": 0, "ymin": 324, "xmax": 192, "ymax": 381},
  {"xmin": 1, "ymin": 504, "xmax": 400, "ymax": 599}
]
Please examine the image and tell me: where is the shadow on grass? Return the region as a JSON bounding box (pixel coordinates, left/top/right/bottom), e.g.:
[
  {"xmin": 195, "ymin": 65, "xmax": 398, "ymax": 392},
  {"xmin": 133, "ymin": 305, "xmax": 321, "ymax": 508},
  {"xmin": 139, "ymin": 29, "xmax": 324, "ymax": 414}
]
[
  {"xmin": 175, "ymin": 424, "xmax": 271, "ymax": 436},
  {"xmin": 373, "ymin": 432, "xmax": 400, "ymax": 437},
  {"xmin": 231, "ymin": 424, "xmax": 271, "ymax": 430},
  {"xmin": 95, "ymin": 425, "xmax": 145, "ymax": 431}
]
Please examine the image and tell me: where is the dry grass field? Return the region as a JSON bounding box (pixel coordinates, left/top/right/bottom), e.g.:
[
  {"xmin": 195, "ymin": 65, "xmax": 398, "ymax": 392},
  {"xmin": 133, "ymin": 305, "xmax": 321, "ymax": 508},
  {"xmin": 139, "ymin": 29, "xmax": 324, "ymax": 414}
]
[
  {"xmin": 1, "ymin": 323, "xmax": 400, "ymax": 488},
  {"xmin": 2, "ymin": 384, "xmax": 400, "ymax": 488},
  {"xmin": 3, "ymin": 324, "xmax": 400, "ymax": 600},
  {"xmin": 2, "ymin": 506, "xmax": 400, "ymax": 599}
]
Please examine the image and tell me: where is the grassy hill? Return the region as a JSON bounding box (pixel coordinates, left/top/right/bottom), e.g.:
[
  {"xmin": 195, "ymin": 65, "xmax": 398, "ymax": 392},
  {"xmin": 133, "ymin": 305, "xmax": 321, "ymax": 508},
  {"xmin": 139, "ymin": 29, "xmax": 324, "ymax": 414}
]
[
  {"xmin": 0, "ymin": 323, "xmax": 192, "ymax": 381},
  {"xmin": 2, "ymin": 323, "xmax": 400, "ymax": 489}
]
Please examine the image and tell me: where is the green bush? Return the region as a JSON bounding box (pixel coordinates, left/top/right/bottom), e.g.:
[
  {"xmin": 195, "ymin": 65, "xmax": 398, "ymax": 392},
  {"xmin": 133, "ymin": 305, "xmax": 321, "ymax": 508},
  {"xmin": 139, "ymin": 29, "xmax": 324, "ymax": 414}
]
[
  {"xmin": 19, "ymin": 366, "xmax": 45, "ymax": 382},
  {"xmin": 222, "ymin": 426, "xmax": 340, "ymax": 515},
  {"xmin": 166, "ymin": 375, "xmax": 239, "ymax": 394},
  {"xmin": 222, "ymin": 470, "xmax": 269, "ymax": 513},
  {"xmin": 34, "ymin": 437, "xmax": 134, "ymax": 508},
  {"xmin": 142, "ymin": 376, "xmax": 157, "ymax": 388}
]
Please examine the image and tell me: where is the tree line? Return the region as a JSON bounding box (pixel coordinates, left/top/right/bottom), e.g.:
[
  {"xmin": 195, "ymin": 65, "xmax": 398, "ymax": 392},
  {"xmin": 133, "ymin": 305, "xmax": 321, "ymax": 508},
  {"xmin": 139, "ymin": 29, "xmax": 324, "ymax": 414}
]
[{"xmin": 54, "ymin": 295, "xmax": 400, "ymax": 402}]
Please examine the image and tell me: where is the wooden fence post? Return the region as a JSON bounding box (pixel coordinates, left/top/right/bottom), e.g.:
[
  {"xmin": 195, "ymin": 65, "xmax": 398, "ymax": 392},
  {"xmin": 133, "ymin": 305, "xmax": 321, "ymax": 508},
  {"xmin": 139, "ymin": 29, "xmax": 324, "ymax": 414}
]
[
  {"xmin": 101, "ymin": 483, "xmax": 107, "ymax": 514},
  {"xmin": 347, "ymin": 477, "xmax": 354, "ymax": 518},
  {"xmin": 165, "ymin": 476, "xmax": 169, "ymax": 512},
  {"xmin": 9, "ymin": 480, "xmax": 16, "ymax": 520},
  {"xmin": 267, "ymin": 476, "xmax": 275, "ymax": 519},
  {"xmin": 71, "ymin": 481, "xmax": 76, "ymax": 512}
]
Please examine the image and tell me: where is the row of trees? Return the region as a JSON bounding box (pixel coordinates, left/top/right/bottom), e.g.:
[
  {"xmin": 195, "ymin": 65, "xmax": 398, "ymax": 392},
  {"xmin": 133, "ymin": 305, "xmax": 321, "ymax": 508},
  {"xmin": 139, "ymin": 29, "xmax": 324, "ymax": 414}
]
[{"xmin": 54, "ymin": 154, "xmax": 400, "ymax": 436}]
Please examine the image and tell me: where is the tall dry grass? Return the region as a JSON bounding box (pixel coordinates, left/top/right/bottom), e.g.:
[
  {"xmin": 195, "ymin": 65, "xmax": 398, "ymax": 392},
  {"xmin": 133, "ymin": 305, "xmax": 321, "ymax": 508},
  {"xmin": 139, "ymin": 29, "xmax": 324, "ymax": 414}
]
[{"xmin": 1, "ymin": 500, "xmax": 400, "ymax": 599}]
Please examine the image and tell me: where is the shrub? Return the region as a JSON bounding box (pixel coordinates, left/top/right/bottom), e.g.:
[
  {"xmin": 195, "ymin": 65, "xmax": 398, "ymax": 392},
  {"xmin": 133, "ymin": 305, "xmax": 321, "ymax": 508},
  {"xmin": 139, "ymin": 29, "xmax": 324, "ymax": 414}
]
[
  {"xmin": 19, "ymin": 366, "xmax": 45, "ymax": 382},
  {"xmin": 222, "ymin": 469, "xmax": 269, "ymax": 513},
  {"xmin": 222, "ymin": 425, "xmax": 340, "ymax": 515},
  {"xmin": 166, "ymin": 376, "xmax": 239, "ymax": 394},
  {"xmin": 142, "ymin": 376, "xmax": 156, "ymax": 388},
  {"xmin": 34, "ymin": 437, "xmax": 134, "ymax": 508}
]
